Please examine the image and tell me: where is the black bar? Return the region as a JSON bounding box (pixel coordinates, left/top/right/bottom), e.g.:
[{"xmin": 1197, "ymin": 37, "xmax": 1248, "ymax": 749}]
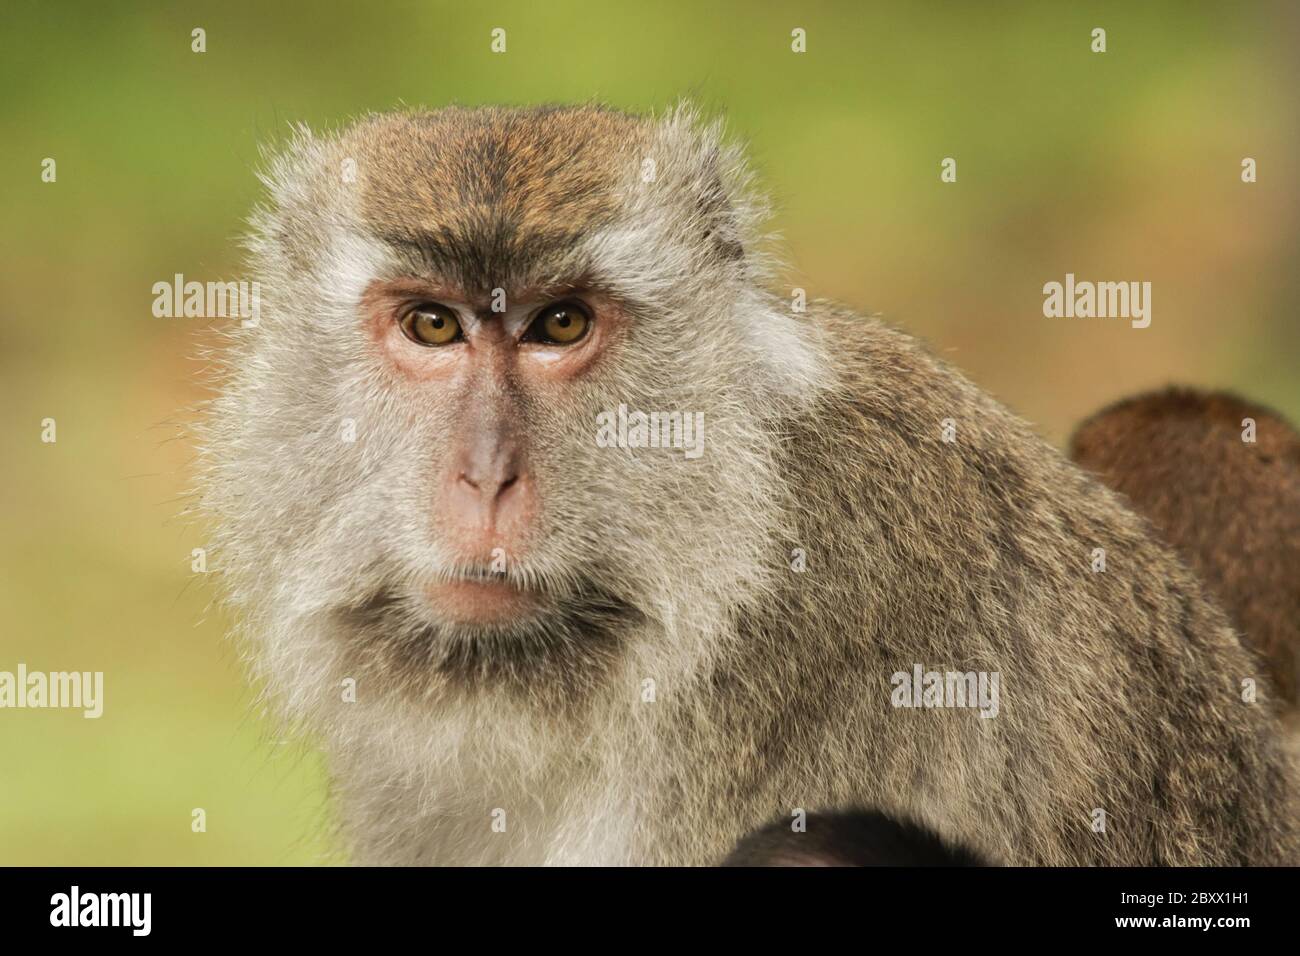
[{"xmin": 0, "ymin": 866, "xmax": 1290, "ymax": 942}]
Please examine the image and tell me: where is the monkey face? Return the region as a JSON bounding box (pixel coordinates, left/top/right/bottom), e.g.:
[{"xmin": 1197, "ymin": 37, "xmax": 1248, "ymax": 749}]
[
  {"xmin": 360, "ymin": 279, "xmax": 619, "ymax": 594},
  {"xmin": 202, "ymin": 106, "xmax": 827, "ymax": 715},
  {"xmin": 339, "ymin": 278, "xmax": 646, "ymax": 699}
]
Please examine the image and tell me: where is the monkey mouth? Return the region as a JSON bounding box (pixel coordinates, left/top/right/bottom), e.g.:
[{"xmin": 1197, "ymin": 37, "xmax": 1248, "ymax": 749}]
[
  {"xmin": 424, "ymin": 574, "xmax": 541, "ymax": 624},
  {"xmin": 337, "ymin": 576, "xmax": 643, "ymax": 698}
]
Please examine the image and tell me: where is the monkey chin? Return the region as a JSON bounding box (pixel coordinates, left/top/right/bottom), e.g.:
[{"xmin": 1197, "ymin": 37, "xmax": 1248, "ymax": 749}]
[{"xmin": 337, "ymin": 574, "xmax": 643, "ymax": 701}]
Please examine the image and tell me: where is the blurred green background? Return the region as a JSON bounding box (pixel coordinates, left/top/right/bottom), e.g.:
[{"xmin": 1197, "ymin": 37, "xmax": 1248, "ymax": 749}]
[{"xmin": 1, "ymin": 1, "xmax": 1296, "ymax": 864}]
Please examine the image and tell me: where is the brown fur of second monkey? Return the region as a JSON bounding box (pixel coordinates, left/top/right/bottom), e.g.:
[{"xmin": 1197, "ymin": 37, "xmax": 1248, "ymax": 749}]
[
  {"xmin": 201, "ymin": 105, "xmax": 1298, "ymax": 866},
  {"xmin": 1071, "ymin": 388, "xmax": 1300, "ymax": 708}
]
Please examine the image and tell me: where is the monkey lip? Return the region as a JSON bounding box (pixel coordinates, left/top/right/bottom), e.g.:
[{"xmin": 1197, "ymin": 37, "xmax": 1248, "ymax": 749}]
[{"xmin": 424, "ymin": 576, "xmax": 541, "ymax": 623}]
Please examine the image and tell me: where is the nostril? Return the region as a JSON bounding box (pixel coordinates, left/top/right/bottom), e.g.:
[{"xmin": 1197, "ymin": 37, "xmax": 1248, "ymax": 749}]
[{"xmin": 457, "ymin": 471, "xmax": 519, "ymax": 501}]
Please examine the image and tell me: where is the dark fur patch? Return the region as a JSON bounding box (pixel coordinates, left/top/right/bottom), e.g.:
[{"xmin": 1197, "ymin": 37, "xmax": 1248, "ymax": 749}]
[
  {"xmin": 347, "ymin": 107, "xmax": 649, "ymax": 294},
  {"xmin": 723, "ymin": 809, "xmax": 986, "ymax": 866},
  {"xmin": 337, "ymin": 579, "xmax": 644, "ymax": 709}
]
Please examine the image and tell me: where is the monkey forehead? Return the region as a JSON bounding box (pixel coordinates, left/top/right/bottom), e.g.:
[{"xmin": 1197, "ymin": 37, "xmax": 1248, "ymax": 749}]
[{"xmin": 340, "ymin": 107, "xmax": 652, "ymax": 290}]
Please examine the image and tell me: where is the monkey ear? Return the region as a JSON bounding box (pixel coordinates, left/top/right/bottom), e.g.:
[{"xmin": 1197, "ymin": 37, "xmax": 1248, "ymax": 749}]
[
  {"xmin": 245, "ymin": 121, "xmax": 336, "ymax": 260},
  {"xmin": 656, "ymin": 102, "xmax": 757, "ymax": 267},
  {"xmin": 698, "ymin": 152, "xmax": 746, "ymax": 263},
  {"xmin": 721, "ymin": 811, "xmax": 988, "ymax": 867}
]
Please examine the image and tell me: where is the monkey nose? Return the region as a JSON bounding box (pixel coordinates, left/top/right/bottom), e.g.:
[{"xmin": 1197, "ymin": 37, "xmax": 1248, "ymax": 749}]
[{"xmin": 445, "ymin": 451, "xmax": 534, "ymax": 545}]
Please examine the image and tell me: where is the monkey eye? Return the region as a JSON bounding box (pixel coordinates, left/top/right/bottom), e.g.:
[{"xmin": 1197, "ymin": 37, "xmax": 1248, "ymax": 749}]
[
  {"xmin": 400, "ymin": 303, "xmax": 463, "ymax": 346},
  {"xmin": 526, "ymin": 300, "xmax": 591, "ymax": 345}
]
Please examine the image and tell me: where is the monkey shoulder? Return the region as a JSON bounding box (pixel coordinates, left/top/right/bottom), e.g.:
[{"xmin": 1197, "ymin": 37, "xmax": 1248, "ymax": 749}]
[{"xmin": 780, "ymin": 308, "xmax": 1249, "ymax": 672}]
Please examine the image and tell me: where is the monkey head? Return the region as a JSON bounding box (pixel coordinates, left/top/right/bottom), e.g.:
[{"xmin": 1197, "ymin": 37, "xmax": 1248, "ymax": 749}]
[{"xmin": 201, "ymin": 106, "xmax": 827, "ymax": 728}]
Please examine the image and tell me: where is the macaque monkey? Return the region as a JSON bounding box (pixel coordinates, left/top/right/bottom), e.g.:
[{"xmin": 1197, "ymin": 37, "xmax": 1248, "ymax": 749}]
[
  {"xmin": 201, "ymin": 105, "xmax": 1297, "ymax": 866},
  {"xmin": 1071, "ymin": 388, "xmax": 1300, "ymax": 707}
]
